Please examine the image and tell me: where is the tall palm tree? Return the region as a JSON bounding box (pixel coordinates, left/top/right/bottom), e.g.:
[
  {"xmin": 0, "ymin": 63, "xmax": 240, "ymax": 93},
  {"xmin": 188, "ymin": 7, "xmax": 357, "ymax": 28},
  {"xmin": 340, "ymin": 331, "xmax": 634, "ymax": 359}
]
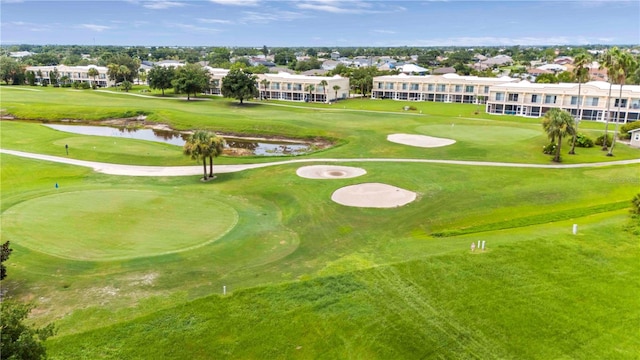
[
  {"xmin": 542, "ymin": 108, "xmax": 576, "ymax": 163},
  {"xmin": 260, "ymin": 79, "xmax": 270, "ymax": 99},
  {"xmin": 600, "ymin": 48, "xmax": 619, "ymax": 151},
  {"xmin": 183, "ymin": 130, "xmax": 210, "ymax": 180},
  {"xmin": 319, "ymin": 79, "xmax": 328, "ymax": 102},
  {"xmin": 304, "ymin": 84, "xmax": 314, "ymax": 102},
  {"xmin": 87, "ymin": 67, "xmax": 99, "ymax": 88},
  {"xmin": 569, "ymin": 52, "xmax": 592, "ymax": 155},
  {"xmin": 333, "ymin": 85, "xmax": 341, "ymax": 101},
  {"xmin": 607, "ymin": 51, "xmax": 636, "ymax": 157}
]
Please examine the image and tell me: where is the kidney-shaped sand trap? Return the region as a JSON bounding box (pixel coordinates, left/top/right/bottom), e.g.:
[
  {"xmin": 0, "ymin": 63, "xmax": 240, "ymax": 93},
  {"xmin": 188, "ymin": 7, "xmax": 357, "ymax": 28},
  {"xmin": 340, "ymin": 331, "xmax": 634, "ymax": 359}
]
[
  {"xmin": 387, "ymin": 133, "xmax": 455, "ymax": 148},
  {"xmin": 331, "ymin": 183, "xmax": 417, "ymax": 208},
  {"xmin": 297, "ymin": 165, "xmax": 366, "ymax": 179}
]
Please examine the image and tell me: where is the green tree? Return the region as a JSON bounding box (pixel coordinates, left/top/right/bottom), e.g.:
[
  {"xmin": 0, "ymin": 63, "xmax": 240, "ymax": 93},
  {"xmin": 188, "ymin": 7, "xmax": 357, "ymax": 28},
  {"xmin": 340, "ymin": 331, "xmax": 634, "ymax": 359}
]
[
  {"xmin": 557, "ymin": 71, "xmax": 575, "ymax": 83},
  {"xmin": 1, "ymin": 241, "xmax": 12, "ymax": 280},
  {"xmin": 0, "ymin": 56, "xmax": 23, "ymax": 84},
  {"xmin": 172, "ymin": 64, "xmax": 210, "ymax": 100},
  {"xmin": 569, "ymin": 52, "xmax": 592, "ymax": 155},
  {"xmin": 207, "ymin": 48, "xmax": 231, "ymax": 67},
  {"xmin": 25, "ymin": 70, "xmax": 37, "ymax": 86},
  {"xmin": 535, "ymin": 73, "xmax": 559, "ymax": 83},
  {"xmin": 220, "ymin": 68, "xmax": 258, "ymax": 104},
  {"xmin": 103, "ymin": 53, "xmax": 140, "ymax": 83},
  {"xmin": 205, "ymin": 134, "xmax": 225, "ymax": 179},
  {"xmin": 607, "ymin": 51, "xmax": 636, "ymax": 157},
  {"xmin": 542, "ymin": 108, "xmax": 576, "ymax": 163},
  {"xmin": 0, "ymin": 301, "xmax": 55, "ymax": 360},
  {"xmin": 260, "ymin": 79, "xmax": 270, "ymax": 99},
  {"xmin": 332, "ymin": 84, "xmax": 341, "ymax": 101},
  {"xmin": 148, "ymin": 65, "xmax": 176, "ymax": 96}
]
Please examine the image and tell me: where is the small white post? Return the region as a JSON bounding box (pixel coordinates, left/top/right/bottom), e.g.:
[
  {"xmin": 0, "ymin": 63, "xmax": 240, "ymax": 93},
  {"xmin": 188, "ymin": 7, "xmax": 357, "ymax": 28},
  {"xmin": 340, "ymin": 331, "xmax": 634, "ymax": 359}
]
[
  {"xmin": 223, "ymin": 285, "xmax": 226, "ymax": 296},
  {"xmin": 572, "ymin": 224, "xmax": 578, "ymax": 235},
  {"xmin": 481, "ymin": 241, "xmax": 485, "ymax": 251},
  {"xmin": 477, "ymin": 240, "xmax": 481, "ymax": 249}
]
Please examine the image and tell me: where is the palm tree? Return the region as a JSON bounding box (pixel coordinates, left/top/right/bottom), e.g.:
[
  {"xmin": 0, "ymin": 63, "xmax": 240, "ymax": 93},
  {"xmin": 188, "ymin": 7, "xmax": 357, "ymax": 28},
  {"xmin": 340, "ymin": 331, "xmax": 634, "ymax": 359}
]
[
  {"xmin": 319, "ymin": 80, "xmax": 328, "ymax": 102},
  {"xmin": 304, "ymin": 84, "xmax": 314, "ymax": 102},
  {"xmin": 542, "ymin": 108, "xmax": 576, "ymax": 163},
  {"xmin": 600, "ymin": 48, "xmax": 619, "ymax": 151},
  {"xmin": 569, "ymin": 52, "xmax": 592, "ymax": 155},
  {"xmin": 183, "ymin": 130, "xmax": 210, "ymax": 180},
  {"xmin": 260, "ymin": 79, "xmax": 270, "ymax": 99},
  {"xmin": 333, "ymin": 85, "xmax": 341, "ymax": 101},
  {"xmin": 206, "ymin": 134, "xmax": 225, "ymax": 179},
  {"xmin": 607, "ymin": 51, "xmax": 636, "ymax": 157},
  {"xmin": 87, "ymin": 67, "xmax": 99, "ymax": 88}
]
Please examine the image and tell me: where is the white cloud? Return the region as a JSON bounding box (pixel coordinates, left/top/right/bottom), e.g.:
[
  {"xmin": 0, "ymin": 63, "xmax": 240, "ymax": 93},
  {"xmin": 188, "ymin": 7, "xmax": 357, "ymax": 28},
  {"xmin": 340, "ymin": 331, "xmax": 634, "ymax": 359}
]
[
  {"xmin": 388, "ymin": 36, "xmax": 612, "ymax": 47},
  {"xmin": 373, "ymin": 30, "xmax": 396, "ymax": 34},
  {"xmin": 209, "ymin": 0, "xmax": 259, "ymax": 6},
  {"xmin": 79, "ymin": 24, "xmax": 112, "ymax": 32},
  {"xmin": 197, "ymin": 18, "xmax": 233, "ymax": 24},
  {"xmin": 240, "ymin": 10, "xmax": 306, "ymax": 23},
  {"xmin": 168, "ymin": 22, "xmax": 222, "ymax": 33},
  {"xmin": 143, "ymin": 1, "xmax": 186, "ymax": 9},
  {"xmin": 295, "ymin": 0, "xmax": 403, "ymax": 14}
]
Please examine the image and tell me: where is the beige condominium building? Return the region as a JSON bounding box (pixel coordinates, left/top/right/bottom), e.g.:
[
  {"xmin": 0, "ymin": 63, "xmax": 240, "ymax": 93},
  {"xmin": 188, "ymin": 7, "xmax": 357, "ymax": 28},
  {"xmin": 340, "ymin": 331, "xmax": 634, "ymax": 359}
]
[
  {"xmin": 26, "ymin": 65, "xmax": 113, "ymax": 87},
  {"xmin": 486, "ymin": 80, "xmax": 640, "ymax": 123},
  {"xmin": 371, "ymin": 73, "xmax": 519, "ymax": 104},
  {"xmin": 206, "ymin": 69, "xmax": 350, "ymax": 103}
]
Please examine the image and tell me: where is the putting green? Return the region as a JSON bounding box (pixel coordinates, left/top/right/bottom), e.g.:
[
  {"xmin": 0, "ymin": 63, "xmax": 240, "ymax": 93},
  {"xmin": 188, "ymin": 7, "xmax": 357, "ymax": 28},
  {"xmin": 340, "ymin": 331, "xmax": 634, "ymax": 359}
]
[
  {"xmin": 416, "ymin": 124, "xmax": 540, "ymax": 144},
  {"xmin": 1, "ymin": 189, "xmax": 238, "ymax": 261}
]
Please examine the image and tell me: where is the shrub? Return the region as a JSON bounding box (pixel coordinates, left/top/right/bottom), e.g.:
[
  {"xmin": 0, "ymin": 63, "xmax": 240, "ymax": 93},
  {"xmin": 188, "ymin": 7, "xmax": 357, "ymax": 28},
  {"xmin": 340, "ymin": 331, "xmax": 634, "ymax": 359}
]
[
  {"xmin": 620, "ymin": 121, "xmax": 640, "ymax": 139},
  {"xmin": 570, "ymin": 133, "xmax": 594, "ymax": 148},
  {"xmin": 542, "ymin": 143, "xmax": 556, "ymax": 155},
  {"xmin": 595, "ymin": 134, "xmax": 612, "ymax": 147},
  {"xmin": 81, "ymin": 82, "xmax": 90, "ymax": 89}
]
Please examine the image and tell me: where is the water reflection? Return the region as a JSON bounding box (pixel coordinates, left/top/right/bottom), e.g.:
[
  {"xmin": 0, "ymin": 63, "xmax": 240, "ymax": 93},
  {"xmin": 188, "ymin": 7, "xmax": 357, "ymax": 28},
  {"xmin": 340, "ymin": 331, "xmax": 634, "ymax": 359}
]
[{"xmin": 44, "ymin": 124, "xmax": 312, "ymax": 156}]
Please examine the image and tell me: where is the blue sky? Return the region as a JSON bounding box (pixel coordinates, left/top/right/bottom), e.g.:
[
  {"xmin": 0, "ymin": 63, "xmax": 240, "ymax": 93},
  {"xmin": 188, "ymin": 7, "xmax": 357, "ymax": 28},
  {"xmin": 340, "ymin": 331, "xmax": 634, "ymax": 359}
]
[{"xmin": 1, "ymin": 0, "xmax": 639, "ymax": 47}]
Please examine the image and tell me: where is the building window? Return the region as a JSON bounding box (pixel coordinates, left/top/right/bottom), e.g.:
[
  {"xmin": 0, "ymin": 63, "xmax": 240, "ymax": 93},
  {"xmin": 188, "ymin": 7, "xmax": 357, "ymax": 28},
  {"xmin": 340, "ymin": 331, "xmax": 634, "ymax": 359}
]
[
  {"xmin": 454, "ymin": 85, "xmax": 462, "ymax": 92},
  {"xmin": 484, "ymin": 86, "xmax": 489, "ymax": 94},
  {"xmin": 545, "ymin": 95, "xmax": 557, "ymax": 104},
  {"xmin": 586, "ymin": 97, "xmax": 598, "ymax": 106},
  {"xmin": 385, "ymin": 83, "xmax": 394, "ymax": 90},
  {"xmin": 615, "ymin": 98, "xmax": 628, "ymax": 108},
  {"xmin": 402, "ymin": 83, "xmax": 408, "ymax": 90},
  {"xmin": 428, "ymin": 84, "xmax": 434, "ymax": 91},
  {"xmin": 410, "ymin": 83, "xmax": 419, "ymax": 91},
  {"xmin": 465, "ymin": 85, "xmax": 474, "ymax": 93},
  {"xmin": 495, "ymin": 92, "xmax": 504, "ymax": 101},
  {"xmin": 570, "ymin": 96, "xmax": 578, "ymax": 105},
  {"xmin": 508, "ymin": 93, "xmax": 519, "ymax": 102},
  {"xmin": 531, "ymin": 94, "xmax": 538, "ymax": 103},
  {"xmin": 436, "ymin": 84, "xmax": 446, "ymax": 92}
]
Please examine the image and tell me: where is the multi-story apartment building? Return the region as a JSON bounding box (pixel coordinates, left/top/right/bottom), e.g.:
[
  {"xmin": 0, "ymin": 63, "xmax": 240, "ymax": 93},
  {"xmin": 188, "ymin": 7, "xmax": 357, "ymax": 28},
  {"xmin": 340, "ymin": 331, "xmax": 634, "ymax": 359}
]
[
  {"xmin": 256, "ymin": 72, "xmax": 350, "ymax": 102},
  {"xmin": 486, "ymin": 81, "xmax": 640, "ymax": 123},
  {"xmin": 203, "ymin": 69, "xmax": 350, "ymax": 102},
  {"xmin": 371, "ymin": 73, "xmax": 519, "ymax": 104},
  {"xmin": 25, "ymin": 65, "xmax": 113, "ymax": 87}
]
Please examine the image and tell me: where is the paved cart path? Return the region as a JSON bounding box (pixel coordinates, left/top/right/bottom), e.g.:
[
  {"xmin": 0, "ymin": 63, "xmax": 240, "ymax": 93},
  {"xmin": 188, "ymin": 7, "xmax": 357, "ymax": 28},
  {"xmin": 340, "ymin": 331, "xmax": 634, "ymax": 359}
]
[{"xmin": 2, "ymin": 149, "xmax": 639, "ymax": 177}]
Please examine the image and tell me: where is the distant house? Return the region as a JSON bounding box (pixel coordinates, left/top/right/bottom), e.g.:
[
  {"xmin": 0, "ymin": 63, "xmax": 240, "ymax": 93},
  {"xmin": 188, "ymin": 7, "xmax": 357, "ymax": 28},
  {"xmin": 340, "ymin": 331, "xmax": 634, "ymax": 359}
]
[
  {"xmin": 537, "ymin": 64, "xmax": 566, "ymax": 73},
  {"xmin": 432, "ymin": 67, "xmax": 456, "ymax": 75},
  {"xmin": 397, "ymin": 63, "xmax": 428, "ymax": 75},
  {"xmin": 629, "ymin": 128, "xmax": 640, "ymax": 148},
  {"xmin": 9, "ymin": 51, "xmax": 34, "ymax": 58},
  {"xmin": 483, "ymin": 55, "xmax": 513, "ymax": 66},
  {"xmin": 321, "ymin": 60, "xmax": 340, "ymax": 71},
  {"xmin": 554, "ymin": 56, "xmax": 574, "ymax": 65}
]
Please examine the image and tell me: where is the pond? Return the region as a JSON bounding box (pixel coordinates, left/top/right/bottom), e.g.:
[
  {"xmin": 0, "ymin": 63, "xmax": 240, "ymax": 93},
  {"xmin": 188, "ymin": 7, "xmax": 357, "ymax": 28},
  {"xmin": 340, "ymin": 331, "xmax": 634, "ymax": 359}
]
[{"xmin": 44, "ymin": 124, "xmax": 314, "ymax": 156}]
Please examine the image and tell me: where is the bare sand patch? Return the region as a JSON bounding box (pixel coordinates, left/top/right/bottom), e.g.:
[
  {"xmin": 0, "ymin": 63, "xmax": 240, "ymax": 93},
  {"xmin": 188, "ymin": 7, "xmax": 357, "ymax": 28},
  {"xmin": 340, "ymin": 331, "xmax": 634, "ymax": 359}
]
[
  {"xmin": 331, "ymin": 183, "xmax": 416, "ymax": 208},
  {"xmin": 387, "ymin": 133, "xmax": 455, "ymax": 148},
  {"xmin": 297, "ymin": 165, "xmax": 366, "ymax": 179}
]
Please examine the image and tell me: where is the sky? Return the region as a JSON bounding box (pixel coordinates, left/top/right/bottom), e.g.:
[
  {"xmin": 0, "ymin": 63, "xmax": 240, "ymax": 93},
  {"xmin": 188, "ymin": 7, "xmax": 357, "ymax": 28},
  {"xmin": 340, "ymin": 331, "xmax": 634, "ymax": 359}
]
[{"xmin": 1, "ymin": 0, "xmax": 639, "ymax": 47}]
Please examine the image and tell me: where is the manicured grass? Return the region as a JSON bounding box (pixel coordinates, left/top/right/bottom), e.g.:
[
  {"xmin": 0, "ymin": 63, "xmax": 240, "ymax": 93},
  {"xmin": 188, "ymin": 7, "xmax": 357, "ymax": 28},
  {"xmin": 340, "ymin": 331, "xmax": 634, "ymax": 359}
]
[
  {"xmin": 2, "ymin": 189, "xmax": 238, "ymax": 261},
  {"xmin": 1, "ymin": 85, "xmax": 639, "ymax": 358}
]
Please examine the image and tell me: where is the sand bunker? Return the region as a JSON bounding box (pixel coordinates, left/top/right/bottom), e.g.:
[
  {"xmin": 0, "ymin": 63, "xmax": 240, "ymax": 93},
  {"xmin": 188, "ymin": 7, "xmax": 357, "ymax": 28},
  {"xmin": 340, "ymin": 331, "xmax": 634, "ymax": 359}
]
[
  {"xmin": 331, "ymin": 183, "xmax": 416, "ymax": 208},
  {"xmin": 387, "ymin": 133, "xmax": 455, "ymax": 148},
  {"xmin": 296, "ymin": 165, "xmax": 366, "ymax": 179}
]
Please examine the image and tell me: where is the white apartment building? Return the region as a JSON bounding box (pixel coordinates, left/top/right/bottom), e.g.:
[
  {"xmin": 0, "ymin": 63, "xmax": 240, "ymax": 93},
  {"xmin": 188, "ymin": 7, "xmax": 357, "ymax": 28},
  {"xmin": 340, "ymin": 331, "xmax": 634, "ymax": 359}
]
[
  {"xmin": 486, "ymin": 81, "xmax": 640, "ymax": 123},
  {"xmin": 371, "ymin": 73, "xmax": 520, "ymax": 104},
  {"xmin": 25, "ymin": 65, "xmax": 113, "ymax": 87},
  {"xmin": 207, "ymin": 69, "xmax": 349, "ymax": 102},
  {"xmin": 256, "ymin": 72, "xmax": 350, "ymax": 102}
]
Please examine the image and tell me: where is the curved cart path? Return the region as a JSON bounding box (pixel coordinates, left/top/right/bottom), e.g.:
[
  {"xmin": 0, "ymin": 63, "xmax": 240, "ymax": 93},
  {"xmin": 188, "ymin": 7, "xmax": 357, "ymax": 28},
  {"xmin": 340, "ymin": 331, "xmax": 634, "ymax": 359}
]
[{"xmin": 1, "ymin": 149, "xmax": 639, "ymax": 177}]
